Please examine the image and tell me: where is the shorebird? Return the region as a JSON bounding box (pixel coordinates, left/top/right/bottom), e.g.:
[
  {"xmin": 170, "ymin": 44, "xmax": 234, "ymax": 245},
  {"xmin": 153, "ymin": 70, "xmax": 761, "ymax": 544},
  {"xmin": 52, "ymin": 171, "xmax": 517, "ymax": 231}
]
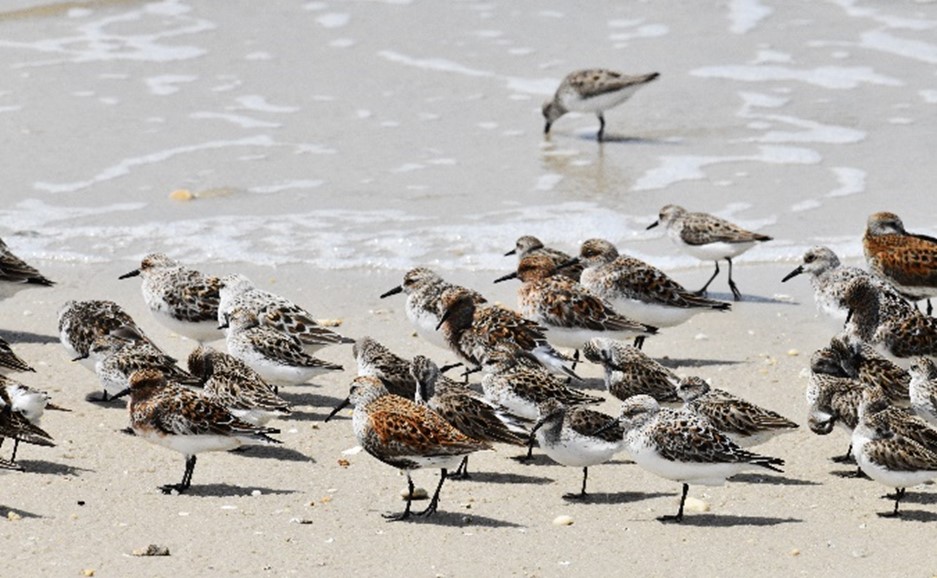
[
  {"xmin": 648, "ymin": 205, "xmax": 772, "ymax": 301},
  {"xmin": 574, "ymin": 238, "xmax": 729, "ymax": 346},
  {"xmin": 530, "ymin": 398, "xmax": 623, "ymax": 500},
  {"xmin": 611, "ymin": 395, "xmax": 784, "ymax": 522},
  {"xmin": 58, "ymin": 300, "xmax": 154, "ymax": 371},
  {"xmin": 128, "ymin": 369, "xmax": 281, "ymax": 494},
  {"xmin": 909, "ymin": 357, "xmax": 937, "ymax": 427},
  {"xmin": 676, "ymin": 376, "xmax": 798, "ymax": 447},
  {"xmin": 782, "ymin": 246, "xmax": 876, "ymax": 323},
  {"xmin": 505, "ymin": 236, "xmax": 582, "ymax": 281},
  {"xmin": 0, "ymin": 337, "xmax": 33, "ymax": 375},
  {"xmin": 380, "ymin": 267, "xmax": 486, "ymax": 351},
  {"xmin": 0, "ymin": 377, "xmax": 67, "ymax": 462},
  {"xmin": 496, "ymin": 255, "xmax": 657, "ymax": 353},
  {"xmin": 0, "ymin": 237, "xmax": 53, "ymax": 298},
  {"xmin": 119, "ymin": 253, "xmax": 223, "ymax": 343},
  {"xmin": 863, "ymin": 211, "xmax": 937, "ymax": 315},
  {"xmin": 218, "ymin": 274, "xmax": 353, "ymax": 353},
  {"xmin": 542, "ymin": 69, "xmax": 660, "ymax": 142},
  {"xmin": 222, "ymin": 308, "xmax": 343, "ymax": 386},
  {"xmin": 581, "ymin": 337, "xmax": 680, "ymax": 403},
  {"xmin": 338, "ymin": 375, "xmax": 491, "ymax": 520},
  {"xmin": 0, "ymin": 384, "xmax": 55, "ymax": 465}
]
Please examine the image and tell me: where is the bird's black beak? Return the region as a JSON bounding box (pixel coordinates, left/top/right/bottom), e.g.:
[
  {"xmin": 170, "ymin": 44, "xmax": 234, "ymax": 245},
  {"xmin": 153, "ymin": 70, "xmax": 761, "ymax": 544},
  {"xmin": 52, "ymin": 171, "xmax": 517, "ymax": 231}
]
[
  {"xmin": 118, "ymin": 269, "xmax": 141, "ymax": 280},
  {"xmin": 544, "ymin": 121, "xmax": 551, "ymax": 135},
  {"xmin": 435, "ymin": 307, "xmax": 454, "ymax": 331},
  {"xmin": 781, "ymin": 265, "xmax": 804, "ymax": 283},
  {"xmin": 646, "ymin": 220, "xmax": 659, "ymax": 231},
  {"xmin": 380, "ymin": 286, "xmax": 403, "ymax": 299},
  {"xmin": 557, "ymin": 258, "xmax": 580, "ymax": 270},
  {"xmin": 324, "ymin": 397, "xmax": 351, "ymax": 422},
  {"xmin": 493, "ymin": 271, "xmax": 518, "ymax": 284},
  {"xmin": 71, "ymin": 353, "xmax": 89, "ymax": 362},
  {"xmin": 504, "ymin": 248, "xmax": 517, "ymax": 257}
]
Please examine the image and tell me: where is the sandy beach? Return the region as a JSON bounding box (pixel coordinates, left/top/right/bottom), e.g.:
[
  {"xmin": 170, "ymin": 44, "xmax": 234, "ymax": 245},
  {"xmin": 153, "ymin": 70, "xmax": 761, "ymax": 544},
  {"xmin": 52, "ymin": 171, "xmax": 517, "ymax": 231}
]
[
  {"xmin": 1, "ymin": 260, "xmax": 935, "ymax": 577},
  {"xmin": 2, "ymin": 0, "xmax": 937, "ymax": 576}
]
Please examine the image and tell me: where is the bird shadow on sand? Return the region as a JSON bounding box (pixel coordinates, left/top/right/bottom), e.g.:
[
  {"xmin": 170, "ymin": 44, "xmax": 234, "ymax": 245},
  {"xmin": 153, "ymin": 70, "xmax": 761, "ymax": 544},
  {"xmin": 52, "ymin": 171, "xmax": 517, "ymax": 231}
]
[
  {"xmin": 391, "ymin": 510, "xmax": 523, "ymax": 528},
  {"xmin": 879, "ymin": 509, "xmax": 937, "ymax": 522},
  {"xmin": 0, "ymin": 506, "xmax": 42, "ymax": 519},
  {"xmin": 83, "ymin": 393, "xmax": 128, "ymax": 407},
  {"xmin": 510, "ymin": 453, "xmax": 556, "ymax": 466},
  {"xmin": 584, "ymin": 134, "xmax": 671, "ymax": 146},
  {"xmin": 885, "ymin": 490, "xmax": 937, "ymax": 506},
  {"xmin": 701, "ymin": 290, "xmax": 799, "ymax": 306},
  {"xmin": 0, "ymin": 329, "xmax": 59, "ymax": 345},
  {"xmin": 655, "ymin": 357, "xmax": 743, "ymax": 370},
  {"xmin": 232, "ymin": 445, "xmax": 314, "ymax": 463},
  {"xmin": 564, "ymin": 490, "xmax": 671, "ymax": 505},
  {"xmin": 665, "ymin": 513, "xmax": 802, "ymax": 527},
  {"xmin": 731, "ymin": 473, "xmax": 821, "ymax": 486},
  {"xmin": 178, "ymin": 483, "xmax": 298, "ymax": 498},
  {"xmin": 281, "ymin": 391, "xmax": 344, "ymax": 410},
  {"xmin": 451, "ymin": 471, "xmax": 554, "ymax": 485},
  {"xmin": 18, "ymin": 459, "xmax": 94, "ymax": 477}
]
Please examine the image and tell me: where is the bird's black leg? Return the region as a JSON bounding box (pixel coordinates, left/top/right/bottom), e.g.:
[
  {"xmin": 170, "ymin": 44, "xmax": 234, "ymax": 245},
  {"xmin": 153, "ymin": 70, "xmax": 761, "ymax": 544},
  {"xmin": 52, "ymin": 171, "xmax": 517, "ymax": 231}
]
[
  {"xmin": 564, "ymin": 467, "xmax": 589, "ymax": 501},
  {"xmin": 832, "ymin": 444, "xmax": 854, "ymax": 464},
  {"xmin": 726, "ymin": 258, "xmax": 742, "ymax": 301},
  {"xmin": 10, "ymin": 439, "xmax": 19, "ymax": 463},
  {"xmin": 879, "ymin": 487, "xmax": 905, "ymax": 518},
  {"xmin": 448, "ymin": 456, "xmax": 470, "ymax": 480},
  {"xmin": 418, "ymin": 469, "xmax": 448, "ymax": 517},
  {"xmin": 633, "ymin": 336, "xmax": 646, "ymax": 350},
  {"xmin": 161, "ymin": 455, "xmax": 197, "ymax": 494},
  {"xmin": 658, "ymin": 483, "xmax": 689, "ymax": 523},
  {"xmin": 696, "ymin": 262, "xmax": 720, "ymax": 296},
  {"xmin": 596, "ymin": 114, "xmax": 606, "ymax": 142},
  {"xmin": 384, "ymin": 474, "xmax": 414, "ymax": 521},
  {"xmin": 928, "ymin": 299, "xmax": 933, "ymax": 316},
  {"xmin": 571, "ymin": 349, "xmax": 580, "ymax": 371}
]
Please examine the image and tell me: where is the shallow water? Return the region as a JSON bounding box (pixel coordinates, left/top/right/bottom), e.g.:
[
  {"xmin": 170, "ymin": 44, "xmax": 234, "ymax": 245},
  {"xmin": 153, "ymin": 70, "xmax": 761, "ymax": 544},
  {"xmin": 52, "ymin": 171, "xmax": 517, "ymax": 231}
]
[{"xmin": 1, "ymin": 0, "xmax": 935, "ymax": 271}]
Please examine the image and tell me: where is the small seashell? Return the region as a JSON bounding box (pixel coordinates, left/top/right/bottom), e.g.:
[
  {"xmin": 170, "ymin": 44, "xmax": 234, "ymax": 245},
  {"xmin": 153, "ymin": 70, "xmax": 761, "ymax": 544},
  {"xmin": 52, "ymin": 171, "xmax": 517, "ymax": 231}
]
[
  {"xmin": 316, "ymin": 318, "xmax": 343, "ymax": 327},
  {"xmin": 552, "ymin": 515, "xmax": 574, "ymax": 526},
  {"xmin": 7, "ymin": 512, "xmax": 21, "ymax": 521},
  {"xmin": 787, "ymin": 349, "xmax": 799, "ymax": 357},
  {"xmin": 168, "ymin": 189, "xmax": 194, "ymax": 201},
  {"xmin": 132, "ymin": 544, "xmax": 170, "ymax": 557},
  {"xmin": 82, "ymin": 570, "xmax": 95, "ymax": 577},
  {"xmin": 337, "ymin": 459, "xmax": 350, "ymax": 468},
  {"xmin": 251, "ymin": 490, "xmax": 262, "ymax": 497},
  {"xmin": 401, "ymin": 487, "xmax": 428, "ymax": 500},
  {"xmin": 790, "ymin": 548, "xmax": 801, "ymax": 557}
]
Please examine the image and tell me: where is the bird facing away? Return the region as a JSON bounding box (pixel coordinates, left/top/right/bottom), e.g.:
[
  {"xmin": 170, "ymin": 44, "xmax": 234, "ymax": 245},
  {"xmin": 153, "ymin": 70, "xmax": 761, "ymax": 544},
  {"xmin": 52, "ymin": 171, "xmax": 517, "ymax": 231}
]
[
  {"xmin": 344, "ymin": 375, "xmax": 492, "ymax": 521},
  {"xmin": 218, "ymin": 274, "xmax": 353, "ymax": 353},
  {"xmin": 648, "ymin": 205, "xmax": 772, "ymax": 301},
  {"xmin": 119, "ymin": 253, "xmax": 223, "ymax": 343},
  {"xmin": 863, "ymin": 211, "xmax": 937, "ymax": 315},
  {"xmin": 542, "ymin": 69, "xmax": 660, "ymax": 142},
  {"xmin": 613, "ymin": 395, "xmax": 784, "ymax": 522},
  {"xmin": 128, "ymin": 369, "xmax": 281, "ymax": 494},
  {"xmin": 580, "ymin": 337, "xmax": 680, "ymax": 403}
]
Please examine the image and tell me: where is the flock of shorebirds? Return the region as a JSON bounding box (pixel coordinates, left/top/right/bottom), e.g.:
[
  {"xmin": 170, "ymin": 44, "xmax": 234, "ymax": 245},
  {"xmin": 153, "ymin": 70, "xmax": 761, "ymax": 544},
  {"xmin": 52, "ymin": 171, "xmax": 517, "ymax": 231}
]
[{"xmin": 2, "ymin": 71, "xmax": 937, "ymax": 523}]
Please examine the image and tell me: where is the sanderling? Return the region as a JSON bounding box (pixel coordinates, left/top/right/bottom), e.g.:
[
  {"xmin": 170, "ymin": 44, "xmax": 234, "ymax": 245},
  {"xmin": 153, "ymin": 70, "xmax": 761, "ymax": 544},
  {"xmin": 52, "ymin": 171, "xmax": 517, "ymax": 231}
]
[
  {"xmin": 852, "ymin": 389, "xmax": 937, "ymax": 517},
  {"xmin": 479, "ymin": 347, "xmax": 602, "ymax": 422},
  {"xmin": 574, "ymin": 238, "xmax": 729, "ymax": 344},
  {"xmin": 218, "ymin": 274, "xmax": 353, "ymax": 353},
  {"xmin": 412, "ymin": 355, "xmax": 526, "ymax": 478},
  {"xmin": 842, "ymin": 276, "xmax": 937, "ymax": 361},
  {"xmin": 380, "ymin": 267, "xmax": 486, "ymax": 351},
  {"xmin": 188, "ymin": 346, "xmax": 291, "ymax": 427},
  {"xmin": 648, "ymin": 204, "xmax": 771, "ymax": 301},
  {"xmin": 909, "ymin": 357, "xmax": 937, "ymax": 427},
  {"xmin": 542, "ymin": 69, "xmax": 659, "ymax": 142},
  {"xmin": 0, "ymin": 337, "xmax": 33, "ymax": 374},
  {"xmin": 58, "ymin": 299, "xmax": 153, "ymax": 370},
  {"xmin": 860, "ymin": 386, "xmax": 937, "ymax": 454},
  {"xmin": 0, "ymin": 383, "xmax": 54, "ymax": 465},
  {"xmin": 782, "ymin": 246, "xmax": 875, "ymax": 323},
  {"xmin": 505, "ymin": 235, "xmax": 582, "ymax": 281},
  {"xmin": 352, "ymin": 336, "xmax": 445, "ymax": 399},
  {"xmin": 84, "ymin": 331, "xmax": 199, "ymax": 402},
  {"xmin": 119, "ymin": 253, "xmax": 223, "ymax": 343},
  {"xmin": 676, "ymin": 376, "xmax": 798, "ymax": 447},
  {"xmin": 531, "ymin": 398, "xmax": 623, "ymax": 500},
  {"xmin": 340, "ymin": 375, "xmax": 491, "ymax": 520},
  {"xmin": 128, "ymin": 368, "xmax": 280, "ymax": 494},
  {"xmin": 0, "ymin": 237, "xmax": 53, "ymax": 297},
  {"xmin": 581, "ymin": 337, "xmax": 679, "ymax": 403},
  {"xmin": 806, "ymin": 359, "xmax": 865, "ymax": 466},
  {"xmin": 826, "ymin": 336, "xmax": 909, "ymax": 406},
  {"xmin": 222, "ymin": 308, "xmax": 343, "ymax": 387},
  {"xmin": 0, "ymin": 376, "xmax": 67, "ymax": 462},
  {"xmin": 436, "ymin": 287, "xmax": 577, "ymax": 379},
  {"xmin": 612, "ymin": 395, "xmax": 784, "ymax": 522},
  {"xmin": 863, "ymin": 211, "xmax": 937, "ymax": 315},
  {"xmin": 496, "ymin": 255, "xmax": 657, "ymax": 352}
]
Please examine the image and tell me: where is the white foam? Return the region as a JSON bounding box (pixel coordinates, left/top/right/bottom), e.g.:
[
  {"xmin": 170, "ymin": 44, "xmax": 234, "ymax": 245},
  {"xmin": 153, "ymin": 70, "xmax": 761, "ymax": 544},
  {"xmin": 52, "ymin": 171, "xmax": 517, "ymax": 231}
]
[
  {"xmin": 826, "ymin": 167, "xmax": 866, "ymax": 198},
  {"xmin": 190, "ymin": 112, "xmax": 281, "ymax": 129},
  {"xmin": 692, "ymin": 65, "xmax": 902, "ymax": 89},
  {"xmin": 317, "ymin": 13, "xmax": 351, "ymax": 29},
  {"xmin": 535, "ymin": 174, "xmax": 563, "ymax": 191},
  {"xmin": 860, "ymin": 30, "xmax": 937, "ymax": 64},
  {"xmin": 234, "ymin": 95, "xmax": 300, "ymax": 114},
  {"xmin": 920, "ymin": 89, "xmax": 937, "ymax": 103},
  {"xmin": 378, "ymin": 51, "xmax": 493, "ymax": 77},
  {"xmin": 144, "ymin": 74, "xmax": 197, "ymax": 96},
  {"xmin": 249, "ymin": 180, "xmax": 324, "ymax": 194},
  {"xmin": 727, "ymin": 0, "xmax": 773, "ymax": 34}
]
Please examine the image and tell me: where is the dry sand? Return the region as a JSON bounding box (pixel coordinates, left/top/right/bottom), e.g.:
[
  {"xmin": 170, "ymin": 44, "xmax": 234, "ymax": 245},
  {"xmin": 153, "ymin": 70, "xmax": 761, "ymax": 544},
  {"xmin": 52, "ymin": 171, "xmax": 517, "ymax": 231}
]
[{"xmin": 1, "ymin": 259, "xmax": 935, "ymax": 578}]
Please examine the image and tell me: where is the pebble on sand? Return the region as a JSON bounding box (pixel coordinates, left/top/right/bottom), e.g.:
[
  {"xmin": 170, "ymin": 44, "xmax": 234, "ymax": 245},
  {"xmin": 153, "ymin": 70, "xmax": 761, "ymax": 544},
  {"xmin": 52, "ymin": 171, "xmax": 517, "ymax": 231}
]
[
  {"xmin": 401, "ymin": 487, "xmax": 428, "ymax": 500},
  {"xmin": 552, "ymin": 515, "xmax": 574, "ymax": 526}
]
